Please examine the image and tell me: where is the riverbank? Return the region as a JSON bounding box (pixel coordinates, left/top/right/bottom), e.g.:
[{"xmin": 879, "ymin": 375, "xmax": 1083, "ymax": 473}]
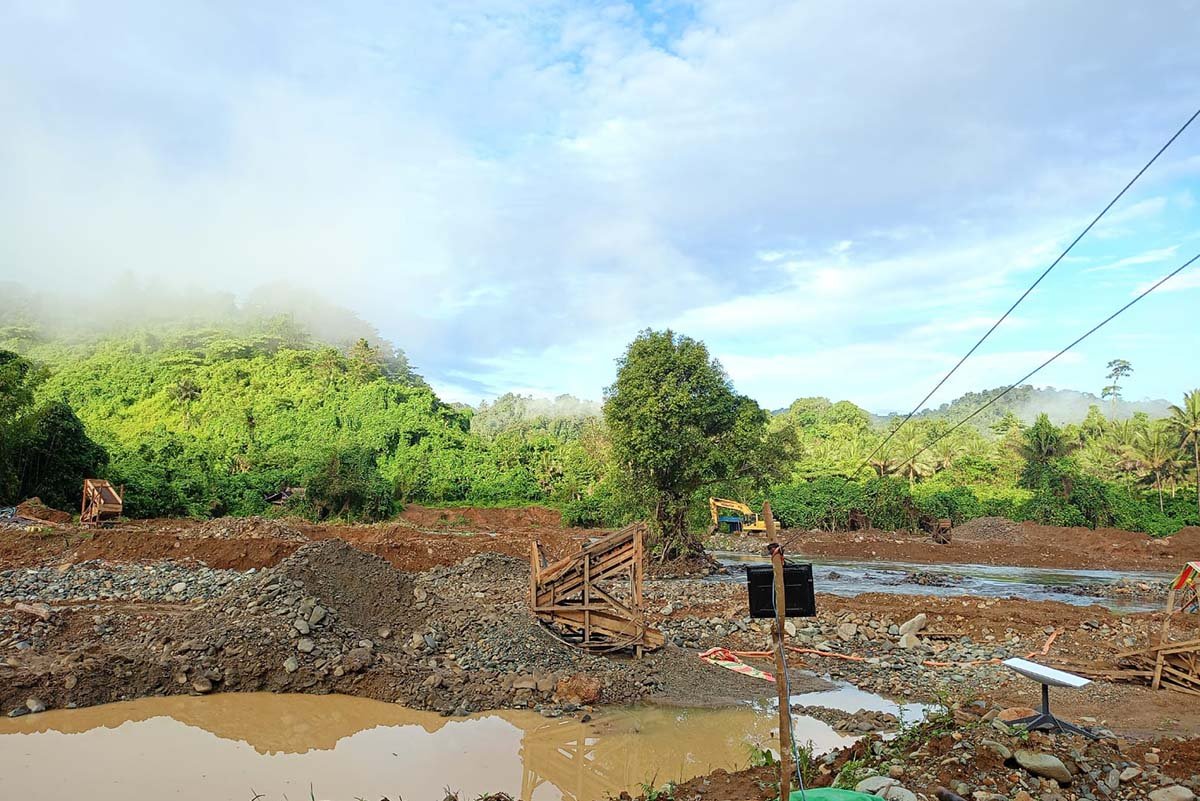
[{"xmin": 3, "ymin": 507, "xmax": 1199, "ymax": 735}]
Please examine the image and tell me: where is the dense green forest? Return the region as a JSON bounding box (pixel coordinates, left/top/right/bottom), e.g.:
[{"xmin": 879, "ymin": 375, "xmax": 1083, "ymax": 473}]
[{"xmin": 1, "ymin": 315, "xmax": 1197, "ymax": 543}]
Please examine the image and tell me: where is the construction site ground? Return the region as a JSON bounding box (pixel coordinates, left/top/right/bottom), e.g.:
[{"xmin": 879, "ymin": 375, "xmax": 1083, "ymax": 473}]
[{"xmin": 3, "ymin": 506, "xmax": 1200, "ymax": 768}]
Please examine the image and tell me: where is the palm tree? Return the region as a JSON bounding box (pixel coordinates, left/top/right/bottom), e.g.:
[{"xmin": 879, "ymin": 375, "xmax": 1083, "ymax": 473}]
[
  {"xmin": 1133, "ymin": 427, "xmax": 1183, "ymax": 513},
  {"xmin": 1166, "ymin": 390, "xmax": 1200, "ymax": 516}
]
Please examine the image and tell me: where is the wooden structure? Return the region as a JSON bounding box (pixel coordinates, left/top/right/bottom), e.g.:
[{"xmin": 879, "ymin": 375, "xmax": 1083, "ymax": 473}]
[
  {"xmin": 530, "ymin": 522, "xmax": 663, "ymax": 656},
  {"xmin": 80, "ymin": 479, "xmax": 123, "ymax": 525}
]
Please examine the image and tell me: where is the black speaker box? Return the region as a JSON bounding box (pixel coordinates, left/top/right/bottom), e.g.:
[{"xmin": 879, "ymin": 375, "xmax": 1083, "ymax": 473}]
[{"xmin": 746, "ymin": 563, "xmax": 816, "ymax": 618}]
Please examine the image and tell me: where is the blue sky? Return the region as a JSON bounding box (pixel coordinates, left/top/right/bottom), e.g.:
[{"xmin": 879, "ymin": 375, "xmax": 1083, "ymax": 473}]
[{"xmin": 2, "ymin": 1, "xmax": 1199, "ymax": 412}]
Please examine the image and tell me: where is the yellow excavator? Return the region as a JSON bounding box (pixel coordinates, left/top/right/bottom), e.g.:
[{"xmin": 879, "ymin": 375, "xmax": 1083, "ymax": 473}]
[{"xmin": 708, "ymin": 497, "xmax": 770, "ymax": 534}]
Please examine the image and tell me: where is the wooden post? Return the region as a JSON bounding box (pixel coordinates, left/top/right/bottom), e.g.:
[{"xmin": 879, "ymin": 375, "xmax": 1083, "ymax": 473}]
[
  {"xmin": 1153, "ymin": 587, "xmax": 1177, "ymax": 690},
  {"xmin": 766, "ymin": 502, "xmax": 793, "ymax": 800}
]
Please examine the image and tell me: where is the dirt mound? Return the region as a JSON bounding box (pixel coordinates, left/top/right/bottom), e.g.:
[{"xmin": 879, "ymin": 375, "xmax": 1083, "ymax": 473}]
[
  {"xmin": 952, "ymin": 516, "xmax": 1021, "ymax": 541},
  {"xmin": 1159, "ymin": 526, "xmax": 1200, "ymax": 557},
  {"xmin": 399, "ymin": 504, "xmax": 563, "ymax": 530},
  {"xmin": 270, "ymin": 539, "xmax": 415, "ymax": 633},
  {"xmin": 15, "ymin": 498, "xmax": 72, "ymax": 525}
]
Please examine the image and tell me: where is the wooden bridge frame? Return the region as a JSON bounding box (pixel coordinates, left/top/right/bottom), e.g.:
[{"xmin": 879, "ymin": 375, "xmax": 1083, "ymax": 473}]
[
  {"xmin": 530, "ymin": 522, "xmax": 664, "ymax": 656},
  {"xmin": 81, "ymin": 478, "xmax": 123, "ymax": 526}
]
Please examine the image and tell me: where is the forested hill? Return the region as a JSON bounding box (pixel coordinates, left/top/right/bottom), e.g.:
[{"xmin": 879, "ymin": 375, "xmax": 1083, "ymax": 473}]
[{"xmin": 871, "ymin": 385, "xmax": 1172, "ymax": 430}]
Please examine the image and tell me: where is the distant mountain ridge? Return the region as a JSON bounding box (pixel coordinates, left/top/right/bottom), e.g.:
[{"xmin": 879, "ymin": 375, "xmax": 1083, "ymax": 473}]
[{"xmin": 871, "ymin": 385, "xmax": 1173, "ymax": 430}]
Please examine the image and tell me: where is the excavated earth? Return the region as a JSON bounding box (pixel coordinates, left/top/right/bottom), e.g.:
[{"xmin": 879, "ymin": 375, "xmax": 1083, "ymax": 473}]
[{"xmin": 3, "ymin": 506, "xmax": 1200, "ymax": 744}]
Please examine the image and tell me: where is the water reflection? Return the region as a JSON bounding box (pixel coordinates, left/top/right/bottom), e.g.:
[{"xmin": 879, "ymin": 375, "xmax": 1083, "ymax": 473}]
[{"xmin": 0, "ymin": 693, "xmax": 864, "ymax": 801}]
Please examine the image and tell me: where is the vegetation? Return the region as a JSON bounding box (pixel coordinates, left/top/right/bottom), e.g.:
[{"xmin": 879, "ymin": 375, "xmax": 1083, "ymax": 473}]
[
  {"xmin": 1, "ymin": 317, "xmax": 1196, "ymax": 540},
  {"xmin": 603, "ymin": 330, "xmax": 791, "ymax": 557}
]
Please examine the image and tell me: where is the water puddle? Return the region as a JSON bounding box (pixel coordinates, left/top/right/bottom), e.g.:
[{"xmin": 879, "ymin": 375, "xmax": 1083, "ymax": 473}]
[
  {"xmin": 0, "ymin": 690, "xmax": 914, "ymax": 801},
  {"xmin": 711, "ymin": 553, "xmax": 1170, "ymax": 612}
]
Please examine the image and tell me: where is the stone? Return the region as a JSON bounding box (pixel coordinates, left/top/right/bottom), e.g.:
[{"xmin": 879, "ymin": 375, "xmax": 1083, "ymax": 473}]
[
  {"xmin": 898, "ymin": 633, "xmax": 921, "ymax": 649},
  {"xmin": 14, "ymin": 602, "xmax": 52, "ymax": 621},
  {"xmin": 899, "ymin": 614, "xmax": 927, "ymax": 636},
  {"xmin": 63, "ymin": 674, "xmax": 77, "ymax": 690},
  {"xmin": 308, "ymin": 605, "xmax": 327, "ymax": 625},
  {"xmin": 25, "ymin": 697, "xmax": 46, "ymax": 714},
  {"xmin": 784, "ymin": 620, "xmax": 797, "ymax": 637},
  {"xmin": 556, "ymin": 673, "xmax": 603, "ymax": 704},
  {"xmin": 343, "ymin": 647, "xmax": 373, "ymax": 674},
  {"xmin": 660, "ymin": 604, "xmax": 674, "ymax": 615},
  {"xmin": 411, "ymin": 631, "xmax": 425, "ymax": 648},
  {"xmin": 1120, "ymin": 767, "xmax": 1142, "ymax": 782},
  {"xmin": 8, "ymin": 707, "xmax": 29, "ymax": 718},
  {"xmin": 981, "ymin": 739, "xmax": 1012, "ymax": 760},
  {"xmin": 296, "ymin": 638, "xmax": 315, "ymax": 653},
  {"xmin": 1013, "ymin": 792, "xmax": 1033, "ymax": 801},
  {"xmin": 1145, "ymin": 752, "xmax": 1161, "ymax": 765},
  {"xmin": 837, "ymin": 622, "xmax": 858, "ymax": 641},
  {"xmin": 293, "ymin": 619, "xmax": 311, "ymax": 635},
  {"xmin": 1014, "ymin": 750, "xmax": 1072, "ymax": 784},
  {"xmin": 856, "ymin": 776, "xmax": 899, "ymax": 795},
  {"xmin": 283, "ymin": 656, "xmax": 299, "ymax": 673},
  {"xmin": 377, "ymin": 627, "xmax": 392, "ymax": 640},
  {"xmin": 1148, "ymin": 788, "xmax": 1195, "ymax": 801},
  {"xmin": 998, "ymin": 706, "xmax": 1037, "ymax": 722},
  {"xmin": 888, "ymin": 765, "xmax": 905, "ymax": 778},
  {"xmin": 191, "ymin": 677, "xmax": 213, "ymax": 694},
  {"xmin": 172, "ymin": 582, "xmax": 188, "ymax": 594},
  {"xmin": 512, "ymin": 676, "xmax": 538, "ymax": 691},
  {"xmin": 880, "ymin": 787, "xmax": 916, "ymax": 801}
]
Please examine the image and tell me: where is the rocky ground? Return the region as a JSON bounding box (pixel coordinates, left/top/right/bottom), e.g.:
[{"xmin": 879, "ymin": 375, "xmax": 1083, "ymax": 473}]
[
  {"xmin": 647, "ymin": 699, "xmax": 1200, "ymax": 801},
  {"xmin": 3, "ymin": 505, "xmax": 1200, "ymax": 801}
]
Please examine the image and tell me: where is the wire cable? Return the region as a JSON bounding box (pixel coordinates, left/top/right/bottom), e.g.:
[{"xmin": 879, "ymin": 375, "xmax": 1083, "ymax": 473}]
[
  {"xmin": 894, "ymin": 250, "xmax": 1199, "ymax": 467},
  {"xmin": 846, "ymin": 106, "xmax": 1200, "ymax": 480}
]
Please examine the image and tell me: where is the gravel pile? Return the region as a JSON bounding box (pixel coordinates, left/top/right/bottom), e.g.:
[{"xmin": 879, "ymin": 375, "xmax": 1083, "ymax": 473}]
[{"xmin": 0, "ymin": 561, "xmax": 250, "ymax": 604}]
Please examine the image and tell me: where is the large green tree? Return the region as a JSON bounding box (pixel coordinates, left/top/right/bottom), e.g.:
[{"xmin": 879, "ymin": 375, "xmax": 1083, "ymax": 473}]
[
  {"xmin": 603, "ymin": 329, "xmax": 791, "ymax": 558},
  {"xmin": 1167, "ymin": 389, "xmax": 1200, "ymax": 516}
]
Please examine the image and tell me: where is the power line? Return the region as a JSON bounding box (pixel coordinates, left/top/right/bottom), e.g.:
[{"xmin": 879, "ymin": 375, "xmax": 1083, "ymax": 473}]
[
  {"xmin": 895, "ymin": 250, "xmax": 1199, "ymax": 467},
  {"xmin": 848, "ymin": 106, "xmax": 1200, "ymax": 479}
]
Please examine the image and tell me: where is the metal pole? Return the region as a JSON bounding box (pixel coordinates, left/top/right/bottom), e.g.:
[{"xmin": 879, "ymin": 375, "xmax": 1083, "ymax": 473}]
[{"xmin": 766, "ymin": 502, "xmax": 793, "ymax": 800}]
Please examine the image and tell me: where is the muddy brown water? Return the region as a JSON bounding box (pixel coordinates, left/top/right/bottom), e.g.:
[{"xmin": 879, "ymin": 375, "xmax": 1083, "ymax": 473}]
[{"xmin": 0, "ymin": 691, "xmax": 905, "ymax": 800}]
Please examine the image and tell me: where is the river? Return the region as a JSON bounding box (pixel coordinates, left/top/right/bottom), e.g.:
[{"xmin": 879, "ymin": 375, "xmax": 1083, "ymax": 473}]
[{"xmin": 710, "ymin": 552, "xmax": 1170, "ymax": 611}]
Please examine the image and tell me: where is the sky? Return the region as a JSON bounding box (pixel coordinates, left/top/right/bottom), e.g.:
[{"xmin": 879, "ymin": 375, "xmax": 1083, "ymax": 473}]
[{"xmin": 2, "ymin": 1, "xmax": 1199, "ymax": 413}]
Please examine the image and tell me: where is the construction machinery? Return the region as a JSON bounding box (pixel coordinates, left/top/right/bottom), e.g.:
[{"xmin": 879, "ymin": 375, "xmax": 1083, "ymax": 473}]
[{"xmin": 708, "ymin": 497, "xmax": 770, "ymax": 534}]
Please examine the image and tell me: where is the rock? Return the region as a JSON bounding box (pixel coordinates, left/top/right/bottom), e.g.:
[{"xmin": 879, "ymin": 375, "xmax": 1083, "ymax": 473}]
[
  {"xmin": 343, "ymin": 647, "xmax": 373, "ymax": 674},
  {"xmin": 837, "ymin": 622, "xmax": 858, "ymax": 641},
  {"xmin": 191, "ymin": 677, "xmax": 213, "ymax": 694},
  {"xmin": 63, "ymin": 674, "xmax": 77, "ymax": 690},
  {"xmin": 283, "ymin": 656, "xmax": 299, "ymax": 673},
  {"xmin": 1014, "ymin": 750, "xmax": 1072, "ymax": 784},
  {"xmin": 785, "ymin": 620, "xmax": 797, "ymax": 637},
  {"xmin": 25, "ymin": 697, "xmax": 46, "ymax": 714},
  {"xmin": 898, "ymin": 632, "xmax": 921, "ymax": 649},
  {"xmin": 881, "ymin": 787, "xmax": 917, "ymax": 801},
  {"xmin": 293, "ymin": 619, "xmax": 311, "ymax": 635},
  {"xmin": 512, "ymin": 676, "xmax": 538, "ymax": 691},
  {"xmin": 1145, "ymin": 752, "xmax": 1161, "ymax": 765},
  {"xmin": 660, "ymin": 604, "xmax": 674, "ymax": 616},
  {"xmin": 998, "ymin": 706, "xmax": 1037, "ymax": 722},
  {"xmin": 377, "ymin": 627, "xmax": 391, "ymax": 640},
  {"xmin": 14, "ymin": 602, "xmax": 52, "ymax": 621},
  {"xmin": 1149, "ymin": 788, "xmax": 1195, "ymax": 801},
  {"xmin": 857, "ymin": 776, "xmax": 899, "ymax": 795},
  {"xmin": 1013, "ymin": 792, "xmax": 1033, "ymax": 801},
  {"xmin": 296, "ymin": 638, "xmax": 315, "ymax": 653},
  {"xmin": 899, "ymin": 614, "xmax": 927, "ymax": 636},
  {"xmin": 556, "ymin": 674, "xmax": 603, "ymax": 704},
  {"xmin": 172, "ymin": 582, "xmax": 188, "ymax": 594},
  {"xmin": 980, "ymin": 739, "xmax": 1012, "ymax": 760},
  {"xmin": 1120, "ymin": 767, "xmax": 1142, "ymax": 782},
  {"xmin": 888, "ymin": 765, "xmax": 905, "ymax": 778},
  {"xmin": 8, "ymin": 707, "xmax": 29, "ymax": 718},
  {"xmin": 410, "ymin": 631, "xmax": 425, "ymax": 648},
  {"xmin": 308, "ymin": 605, "xmax": 327, "ymax": 625}
]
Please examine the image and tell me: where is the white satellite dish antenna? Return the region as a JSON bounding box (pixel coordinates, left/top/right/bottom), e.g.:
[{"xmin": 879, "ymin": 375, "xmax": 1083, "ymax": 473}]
[{"xmin": 1001, "ymin": 658, "xmax": 1097, "ymax": 739}]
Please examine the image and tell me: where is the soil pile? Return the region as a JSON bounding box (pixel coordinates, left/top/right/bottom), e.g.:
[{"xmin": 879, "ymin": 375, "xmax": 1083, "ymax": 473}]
[
  {"xmin": 14, "ymin": 498, "xmax": 71, "ymax": 526},
  {"xmin": 952, "ymin": 516, "xmax": 1022, "ymax": 541},
  {"xmin": 186, "ymin": 516, "xmax": 309, "ymax": 541}
]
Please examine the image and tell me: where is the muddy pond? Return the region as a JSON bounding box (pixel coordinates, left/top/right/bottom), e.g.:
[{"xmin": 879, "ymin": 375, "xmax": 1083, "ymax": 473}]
[{"xmin": 0, "ymin": 687, "xmax": 923, "ymax": 801}]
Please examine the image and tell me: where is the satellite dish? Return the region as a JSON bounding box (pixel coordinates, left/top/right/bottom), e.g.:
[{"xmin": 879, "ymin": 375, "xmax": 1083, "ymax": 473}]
[{"xmin": 1002, "ymin": 657, "xmax": 1091, "ymax": 689}]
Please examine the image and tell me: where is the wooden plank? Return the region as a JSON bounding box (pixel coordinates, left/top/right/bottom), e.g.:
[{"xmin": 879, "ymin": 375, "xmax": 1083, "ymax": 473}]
[{"xmin": 1152, "ymin": 588, "xmax": 1177, "ymax": 691}]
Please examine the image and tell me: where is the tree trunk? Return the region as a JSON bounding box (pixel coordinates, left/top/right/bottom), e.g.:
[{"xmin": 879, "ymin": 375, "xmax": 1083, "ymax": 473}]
[{"xmin": 1194, "ymin": 441, "xmax": 1199, "ymax": 518}]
